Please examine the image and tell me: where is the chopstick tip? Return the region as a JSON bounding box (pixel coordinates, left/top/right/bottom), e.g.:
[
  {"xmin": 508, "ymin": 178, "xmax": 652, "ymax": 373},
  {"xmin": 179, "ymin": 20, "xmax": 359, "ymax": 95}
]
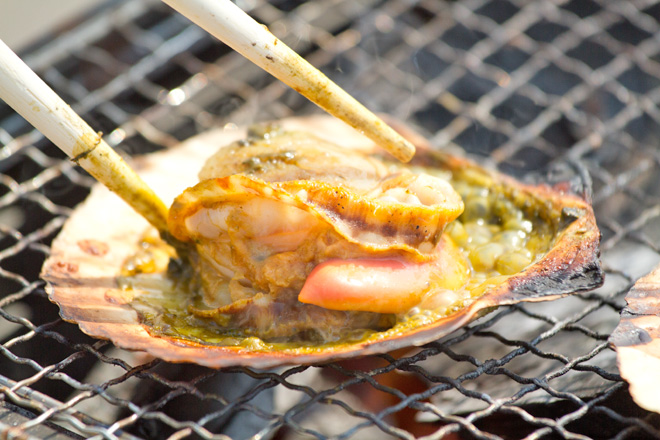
[
  {"xmin": 395, "ymin": 137, "xmax": 416, "ymax": 163},
  {"xmin": 382, "ymin": 134, "xmax": 415, "ymax": 163}
]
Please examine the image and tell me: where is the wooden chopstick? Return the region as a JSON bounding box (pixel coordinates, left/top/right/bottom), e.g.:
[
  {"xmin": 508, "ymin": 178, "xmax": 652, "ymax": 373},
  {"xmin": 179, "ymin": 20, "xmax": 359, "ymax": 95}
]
[
  {"xmin": 0, "ymin": 39, "xmax": 171, "ymax": 238},
  {"xmin": 160, "ymin": 0, "xmax": 416, "ymax": 162}
]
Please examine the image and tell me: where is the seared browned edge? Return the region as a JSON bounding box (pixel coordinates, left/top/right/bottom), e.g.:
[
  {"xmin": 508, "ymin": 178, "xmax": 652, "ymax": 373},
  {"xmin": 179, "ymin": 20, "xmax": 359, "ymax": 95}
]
[{"xmin": 610, "ymin": 266, "xmax": 660, "ymax": 349}]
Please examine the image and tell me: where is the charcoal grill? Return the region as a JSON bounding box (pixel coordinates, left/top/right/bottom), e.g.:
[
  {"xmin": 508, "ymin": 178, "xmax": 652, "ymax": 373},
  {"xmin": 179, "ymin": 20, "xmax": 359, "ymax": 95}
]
[{"xmin": 2, "ymin": 0, "xmax": 660, "ymax": 438}]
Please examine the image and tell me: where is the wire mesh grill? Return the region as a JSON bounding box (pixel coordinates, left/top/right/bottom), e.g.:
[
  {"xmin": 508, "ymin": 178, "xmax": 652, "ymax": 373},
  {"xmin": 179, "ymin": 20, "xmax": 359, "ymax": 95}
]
[{"xmin": 1, "ymin": 0, "xmax": 660, "ymax": 438}]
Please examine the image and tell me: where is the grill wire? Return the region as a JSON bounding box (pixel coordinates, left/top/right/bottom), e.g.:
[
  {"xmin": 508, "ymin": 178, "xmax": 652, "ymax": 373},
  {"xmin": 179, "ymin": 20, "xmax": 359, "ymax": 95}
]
[{"xmin": 1, "ymin": 0, "xmax": 660, "ymax": 438}]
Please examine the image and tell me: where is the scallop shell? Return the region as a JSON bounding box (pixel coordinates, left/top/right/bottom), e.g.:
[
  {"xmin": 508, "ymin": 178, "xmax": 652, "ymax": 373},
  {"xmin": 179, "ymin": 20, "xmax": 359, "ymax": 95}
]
[
  {"xmin": 41, "ymin": 116, "xmax": 603, "ymax": 368},
  {"xmin": 610, "ymin": 264, "xmax": 660, "ymax": 414}
]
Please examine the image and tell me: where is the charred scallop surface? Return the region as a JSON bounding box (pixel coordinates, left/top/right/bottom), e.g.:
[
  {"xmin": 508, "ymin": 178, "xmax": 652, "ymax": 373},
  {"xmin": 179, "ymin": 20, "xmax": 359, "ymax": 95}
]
[{"xmin": 43, "ymin": 116, "xmax": 603, "ymax": 367}]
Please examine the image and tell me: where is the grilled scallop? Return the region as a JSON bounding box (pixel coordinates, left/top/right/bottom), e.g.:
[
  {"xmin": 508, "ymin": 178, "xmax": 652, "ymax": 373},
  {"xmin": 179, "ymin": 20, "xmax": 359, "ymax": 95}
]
[
  {"xmin": 167, "ymin": 128, "xmax": 468, "ymax": 340},
  {"xmin": 42, "ymin": 116, "xmax": 603, "ymax": 368}
]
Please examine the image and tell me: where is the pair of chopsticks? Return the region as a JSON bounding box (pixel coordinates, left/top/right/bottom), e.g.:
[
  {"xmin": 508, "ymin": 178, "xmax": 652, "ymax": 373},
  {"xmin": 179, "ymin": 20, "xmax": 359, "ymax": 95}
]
[{"xmin": 0, "ymin": 0, "xmax": 415, "ymax": 238}]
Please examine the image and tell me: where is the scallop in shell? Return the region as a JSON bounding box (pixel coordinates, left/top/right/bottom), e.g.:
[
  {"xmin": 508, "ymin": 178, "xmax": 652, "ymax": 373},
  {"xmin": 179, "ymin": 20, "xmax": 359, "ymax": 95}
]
[{"xmin": 41, "ymin": 116, "xmax": 603, "ymax": 368}]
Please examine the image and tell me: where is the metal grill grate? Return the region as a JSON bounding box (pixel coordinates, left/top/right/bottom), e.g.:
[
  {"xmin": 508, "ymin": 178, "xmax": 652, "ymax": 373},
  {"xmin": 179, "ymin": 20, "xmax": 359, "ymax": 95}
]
[{"xmin": 1, "ymin": 0, "xmax": 660, "ymax": 438}]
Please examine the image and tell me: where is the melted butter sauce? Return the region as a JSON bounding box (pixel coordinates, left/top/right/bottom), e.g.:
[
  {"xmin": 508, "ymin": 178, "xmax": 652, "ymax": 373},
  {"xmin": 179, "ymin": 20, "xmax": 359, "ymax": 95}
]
[{"xmin": 120, "ymin": 161, "xmax": 562, "ymax": 353}]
